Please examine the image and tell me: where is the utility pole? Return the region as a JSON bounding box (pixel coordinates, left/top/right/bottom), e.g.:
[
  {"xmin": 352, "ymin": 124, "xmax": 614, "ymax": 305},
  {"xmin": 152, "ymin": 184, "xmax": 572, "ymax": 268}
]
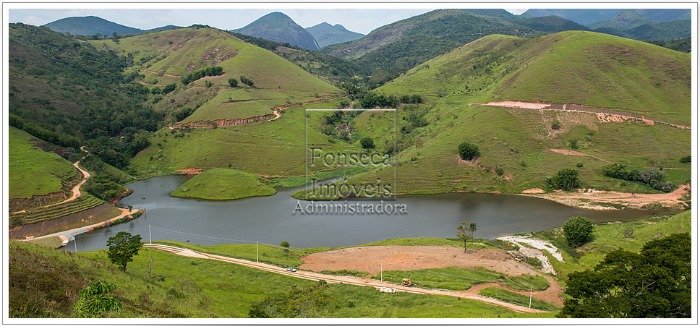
[
  {"xmin": 529, "ymin": 285, "xmax": 532, "ymax": 309},
  {"xmin": 74, "ymin": 239, "xmax": 77, "ymax": 253},
  {"xmin": 256, "ymin": 241, "xmax": 259, "ymax": 263},
  {"xmin": 148, "ymin": 224, "xmax": 152, "ymax": 244},
  {"xmin": 380, "ymin": 262, "xmax": 383, "ymax": 283}
]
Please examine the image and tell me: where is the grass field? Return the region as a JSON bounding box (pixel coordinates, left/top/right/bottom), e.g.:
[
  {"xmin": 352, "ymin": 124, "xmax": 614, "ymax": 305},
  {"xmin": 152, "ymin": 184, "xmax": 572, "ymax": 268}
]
[
  {"xmin": 171, "ymin": 168, "xmax": 276, "ymax": 200},
  {"xmin": 536, "ymin": 210, "xmax": 691, "ymax": 279},
  {"xmin": 374, "ymin": 267, "xmax": 549, "ymax": 292},
  {"xmin": 9, "ymin": 127, "xmax": 77, "ymax": 199},
  {"xmin": 479, "ymin": 288, "xmax": 558, "ymax": 311},
  {"xmin": 9, "ymin": 241, "xmax": 547, "ymax": 318}
]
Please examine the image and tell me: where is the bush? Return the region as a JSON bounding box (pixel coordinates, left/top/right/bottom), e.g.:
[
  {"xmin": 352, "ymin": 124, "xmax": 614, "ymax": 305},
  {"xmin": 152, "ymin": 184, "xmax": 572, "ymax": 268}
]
[
  {"xmin": 162, "ymin": 83, "xmax": 176, "ymax": 94},
  {"xmin": 73, "ymin": 281, "xmax": 121, "ymax": 318},
  {"xmin": 563, "ymin": 216, "xmax": 593, "ymax": 247},
  {"xmin": 458, "ymin": 142, "xmax": 480, "ymax": 161},
  {"xmin": 547, "ymin": 168, "xmax": 581, "ymax": 191},
  {"xmin": 680, "ymin": 155, "xmax": 691, "ymax": 163},
  {"xmin": 240, "ymin": 75, "xmax": 254, "ymax": 87},
  {"xmin": 551, "ymin": 120, "xmax": 561, "ymax": 130},
  {"xmin": 399, "ymin": 94, "xmax": 423, "ymax": 104},
  {"xmin": 602, "ymin": 163, "xmax": 676, "ymax": 192},
  {"xmin": 359, "ymin": 92, "xmax": 398, "ymax": 108},
  {"xmin": 228, "ymin": 78, "xmax": 238, "ymax": 88},
  {"xmin": 360, "ymin": 137, "xmax": 375, "ymax": 149}
]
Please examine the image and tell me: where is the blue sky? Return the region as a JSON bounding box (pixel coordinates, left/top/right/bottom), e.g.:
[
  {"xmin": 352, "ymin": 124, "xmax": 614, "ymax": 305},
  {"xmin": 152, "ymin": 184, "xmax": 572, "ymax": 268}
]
[{"xmin": 10, "ymin": 9, "xmax": 527, "ymax": 34}]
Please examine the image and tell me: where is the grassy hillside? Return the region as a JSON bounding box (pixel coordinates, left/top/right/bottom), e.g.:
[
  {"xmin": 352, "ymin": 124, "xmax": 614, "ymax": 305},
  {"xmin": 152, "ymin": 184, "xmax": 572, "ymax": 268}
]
[
  {"xmin": 537, "ymin": 210, "xmax": 690, "ymax": 279},
  {"xmin": 9, "ymin": 241, "xmax": 541, "ymax": 317},
  {"xmin": 381, "ymin": 31, "xmax": 690, "ymax": 124},
  {"xmin": 343, "ymin": 31, "xmax": 690, "ymax": 196},
  {"xmin": 171, "ymin": 168, "xmax": 276, "ymax": 200},
  {"xmin": 9, "ymin": 127, "xmax": 77, "ymax": 199},
  {"xmin": 93, "ymin": 27, "xmax": 340, "ymax": 123}
]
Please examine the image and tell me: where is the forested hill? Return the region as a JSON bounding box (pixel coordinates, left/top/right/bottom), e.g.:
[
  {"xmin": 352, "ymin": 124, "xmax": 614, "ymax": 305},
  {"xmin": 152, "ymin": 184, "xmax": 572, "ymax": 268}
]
[{"xmin": 9, "ymin": 23, "xmax": 160, "ymax": 168}]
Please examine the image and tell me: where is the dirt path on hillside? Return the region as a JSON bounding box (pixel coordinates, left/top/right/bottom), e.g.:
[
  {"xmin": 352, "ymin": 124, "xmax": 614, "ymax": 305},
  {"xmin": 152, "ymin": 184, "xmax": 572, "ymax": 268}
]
[
  {"xmin": 526, "ymin": 183, "xmax": 691, "ymax": 211},
  {"xmin": 171, "ymin": 95, "xmax": 338, "ymax": 130},
  {"xmin": 483, "ymin": 101, "xmax": 690, "ymax": 130},
  {"xmin": 146, "ymin": 243, "xmax": 547, "ymax": 313},
  {"xmin": 24, "ymin": 206, "xmax": 139, "ymax": 245},
  {"xmin": 548, "ymin": 148, "xmax": 611, "ymax": 163}
]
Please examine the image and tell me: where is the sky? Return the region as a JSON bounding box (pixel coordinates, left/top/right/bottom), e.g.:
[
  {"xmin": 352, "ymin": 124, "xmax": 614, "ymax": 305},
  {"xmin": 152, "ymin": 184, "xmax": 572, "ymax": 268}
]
[{"xmin": 9, "ymin": 8, "xmax": 528, "ymax": 34}]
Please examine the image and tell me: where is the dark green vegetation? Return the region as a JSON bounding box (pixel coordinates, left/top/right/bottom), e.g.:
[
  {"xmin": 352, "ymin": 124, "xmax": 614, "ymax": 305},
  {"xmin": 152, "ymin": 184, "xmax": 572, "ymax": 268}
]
[
  {"xmin": 9, "ymin": 23, "xmax": 161, "ymax": 169},
  {"xmin": 652, "ymin": 37, "xmax": 691, "ymax": 52},
  {"xmin": 107, "ymin": 232, "xmax": 144, "ymax": 271},
  {"xmin": 547, "ymin": 169, "xmax": 581, "ymax": 191},
  {"xmin": 458, "ymin": 142, "xmax": 480, "ymax": 161},
  {"xmin": 305, "ymin": 22, "xmax": 364, "ymax": 48},
  {"xmin": 9, "ymin": 241, "xmax": 541, "ymax": 318},
  {"xmin": 181, "ymin": 66, "xmax": 224, "ymax": 85},
  {"xmin": 73, "ymin": 281, "xmax": 122, "ymax": 317},
  {"xmin": 233, "ymin": 12, "xmax": 320, "ymax": 50},
  {"xmin": 602, "ymin": 163, "xmax": 676, "ymax": 192},
  {"xmin": 563, "ymin": 216, "xmax": 593, "ymax": 247},
  {"xmin": 590, "ymin": 10, "xmax": 690, "ymax": 42},
  {"xmin": 171, "ymin": 168, "xmax": 276, "ymax": 200},
  {"xmin": 324, "ymin": 9, "xmax": 589, "ymax": 83},
  {"xmin": 560, "ymin": 233, "xmax": 690, "ymax": 318}
]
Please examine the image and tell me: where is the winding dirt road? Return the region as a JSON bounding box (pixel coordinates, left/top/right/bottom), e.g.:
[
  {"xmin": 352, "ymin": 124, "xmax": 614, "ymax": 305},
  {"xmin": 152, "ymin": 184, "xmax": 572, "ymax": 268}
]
[{"xmin": 146, "ymin": 243, "xmax": 546, "ymax": 314}]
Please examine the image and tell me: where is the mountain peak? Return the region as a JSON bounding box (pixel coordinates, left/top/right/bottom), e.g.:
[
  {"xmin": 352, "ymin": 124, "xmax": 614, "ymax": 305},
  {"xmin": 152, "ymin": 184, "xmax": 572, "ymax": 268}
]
[
  {"xmin": 234, "ymin": 12, "xmax": 320, "ymax": 50},
  {"xmin": 44, "ymin": 16, "xmax": 142, "ymax": 36},
  {"xmin": 306, "ymin": 22, "xmax": 363, "ymax": 48}
]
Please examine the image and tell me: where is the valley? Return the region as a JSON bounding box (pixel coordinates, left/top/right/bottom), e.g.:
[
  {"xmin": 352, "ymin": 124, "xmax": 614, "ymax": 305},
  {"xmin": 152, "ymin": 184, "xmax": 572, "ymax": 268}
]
[{"xmin": 6, "ymin": 7, "xmax": 693, "ymax": 320}]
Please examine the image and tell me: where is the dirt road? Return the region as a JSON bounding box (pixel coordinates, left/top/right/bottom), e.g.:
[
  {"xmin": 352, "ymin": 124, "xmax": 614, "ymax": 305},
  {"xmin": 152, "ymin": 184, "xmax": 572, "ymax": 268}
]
[{"xmin": 146, "ymin": 243, "xmax": 546, "ymax": 314}]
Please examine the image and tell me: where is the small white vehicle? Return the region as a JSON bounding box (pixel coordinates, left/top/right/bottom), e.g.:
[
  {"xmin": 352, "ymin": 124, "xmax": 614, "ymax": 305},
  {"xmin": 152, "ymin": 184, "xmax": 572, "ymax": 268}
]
[
  {"xmin": 378, "ymin": 287, "xmax": 396, "ymax": 293},
  {"xmin": 286, "ymin": 267, "xmax": 297, "ymax": 272}
]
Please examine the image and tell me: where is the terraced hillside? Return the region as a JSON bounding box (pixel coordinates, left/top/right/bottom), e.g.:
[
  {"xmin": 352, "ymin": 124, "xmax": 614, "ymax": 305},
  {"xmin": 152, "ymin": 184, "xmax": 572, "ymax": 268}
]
[
  {"xmin": 93, "ymin": 27, "xmax": 340, "ymax": 123},
  {"xmin": 10, "ymin": 194, "xmax": 104, "ymax": 227},
  {"xmin": 346, "ymin": 31, "xmax": 690, "ymax": 197}
]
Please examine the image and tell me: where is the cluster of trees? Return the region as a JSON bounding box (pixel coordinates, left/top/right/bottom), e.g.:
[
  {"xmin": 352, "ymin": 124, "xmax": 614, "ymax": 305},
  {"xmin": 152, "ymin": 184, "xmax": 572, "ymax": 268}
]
[
  {"xmin": 174, "ymin": 107, "xmax": 196, "ymax": 122},
  {"xmin": 180, "ymin": 66, "xmax": 223, "ymax": 85},
  {"xmin": 399, "ymin": 94, "xmax": 423, "ymax": 104},
  {"xmin": 560, "ymin": 233, "xmax": 690, "ymax": 317},
  {"xmin": 321, "ymin": 110, "xmax": 359, "ymax": 141},
  {"xmin": 359, "ymin": 92, "xmax": 399, "ymax": 109},
  {"xmin": 9, "ymin": 114, "xmax": 80, "ymax": 148},
  {"xmin": 547, "ymin": 168, "xmax": 581, "ymax": 191},
  {"xmin": 602, "ymin": 163, "xmax": 676, "ymax": 192}
]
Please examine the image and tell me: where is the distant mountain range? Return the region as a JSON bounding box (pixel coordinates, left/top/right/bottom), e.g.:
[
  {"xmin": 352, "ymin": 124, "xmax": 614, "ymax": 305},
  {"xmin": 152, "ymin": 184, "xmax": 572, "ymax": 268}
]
[
  {"xmin": 232, "ymin": 12, "xmax": 320, "ymax": 50},
  {"xmin": 521, "ymin": 9, "xmax": 690, "ymax": 25},
  {"xmin": 306, "ymin": 22, "xmax": 364, "ymax": 48},
  {"xmin": 43, "ymin": 16, "xmax": 181, "ymax": 37}
]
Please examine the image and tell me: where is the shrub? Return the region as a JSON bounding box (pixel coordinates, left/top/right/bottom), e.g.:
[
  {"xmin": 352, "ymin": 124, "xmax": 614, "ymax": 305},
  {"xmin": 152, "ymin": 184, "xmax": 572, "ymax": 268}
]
[
  {"xmin": 551, "ymin": 120, "xmax": 561, "ymax": 130},
  {"xmin": 563, "ymin": 216, "xmax": 593, "ymax": 247},
  {"xmin": 180, "ymin": 66, "xmax": 223, "ymax": 85},
  {"xmin": 680, "ymin": 155, "xmax": 691, "ymax": 163},
  {"xmin": 360, "ymin": 137, "xmax": 375, "ymax": 149},
  {"xmin": 602, "ymin": 163, "xmax": 676, "ymax": 192},
  {"xmin": 227, "ymin": 78, "xmax": 238, "ymax": 88},
  {"xmin": 359, "ymin": 92, "xmax": 398, "ymax": 108},
  {"xmin": 458, "ymin": 142, "xmax": 480, "ymax": 161},
  {"xmin": 495, "ymin": 166, "xmax": 504, "ymax": 176},
  {"xmin": 73, "ymin": 281, "xmax": 121, "ymax": 317},
  {"xmin": 399, "ymin": 94, "xmax": 423, "ymax": 104},
  {"xmin": 547, "ymin": 168, "xmax": 581, "ymax": 191},
  {"xmin": 162, "ymin": 83, "xmax": 176, "ymax": 94},
  {"xmin": 240, "ymin": 75, "xmax": 254, "ymax": 87}
]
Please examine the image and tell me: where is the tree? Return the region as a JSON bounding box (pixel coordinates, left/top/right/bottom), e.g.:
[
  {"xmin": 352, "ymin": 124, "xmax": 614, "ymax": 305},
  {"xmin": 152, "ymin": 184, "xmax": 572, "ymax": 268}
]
[
  {"xmin": 560, "ymin": 233, "xmax": 690, "ymax": 317},
  {"xmin": 456, "ymin": 219, "xmax": 471, "ymax": 252},
  {"xmin": 228, "ymin": 78, "xmax": 238, "ymax": 88},
  {"xmin": 360, "ymin": 137, "xmax": 375, "ymax": 149},
  {"xmin": 563, "ymin": 216, "xmax": 593, "ymax": 247},
  {"xmin": 280, "ymin": 241, "xmax": 290, "ymax": 256},
  {"xmin": 73, "ymin": 281, "xmax": 121, "ymax": 317},
  {"xmin": 106, "ymin": 231, "xmax": 143, "ymax": 271},
  {"xmin": 551, "ymin": 119, "xmax": 561, "ymax": 130},
  {"xmin": 458, "ymin": 142, "xmax": 480, "ymax": 161},
  {"xmin": 547, "ymin": 168, "xmax": 581, "ymax": 191},
  {"xmin": 468, "ymin": 223, "xmax": 477, "ymax": 238}
]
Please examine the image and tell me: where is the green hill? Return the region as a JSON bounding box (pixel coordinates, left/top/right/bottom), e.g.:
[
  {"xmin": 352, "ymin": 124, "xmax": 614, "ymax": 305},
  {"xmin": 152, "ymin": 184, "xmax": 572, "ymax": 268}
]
[
  {"xmin": 94, "ymin": 26, "xmax": 340, "ymax": 122},
  {"xmin": 171, "ymin": 168, "xmax": 276, "ymax": 200},
  {"xmin": 9, "ymin": 127, "xmax": 77, "ymax": 200},
  {"xmin": 345, "ymin": 31, "xmax": 690, "ymax": 196},
  {"xmin": 323, "ymin": 9, "xmax": 586, "ymax": 83}
]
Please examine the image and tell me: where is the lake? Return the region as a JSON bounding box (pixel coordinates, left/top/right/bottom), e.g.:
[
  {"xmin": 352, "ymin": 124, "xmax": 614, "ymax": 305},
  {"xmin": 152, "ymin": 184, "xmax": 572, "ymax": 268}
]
[{"xmin": 70, "ymin": 175, "xmax": 657, "ymax": 251}]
